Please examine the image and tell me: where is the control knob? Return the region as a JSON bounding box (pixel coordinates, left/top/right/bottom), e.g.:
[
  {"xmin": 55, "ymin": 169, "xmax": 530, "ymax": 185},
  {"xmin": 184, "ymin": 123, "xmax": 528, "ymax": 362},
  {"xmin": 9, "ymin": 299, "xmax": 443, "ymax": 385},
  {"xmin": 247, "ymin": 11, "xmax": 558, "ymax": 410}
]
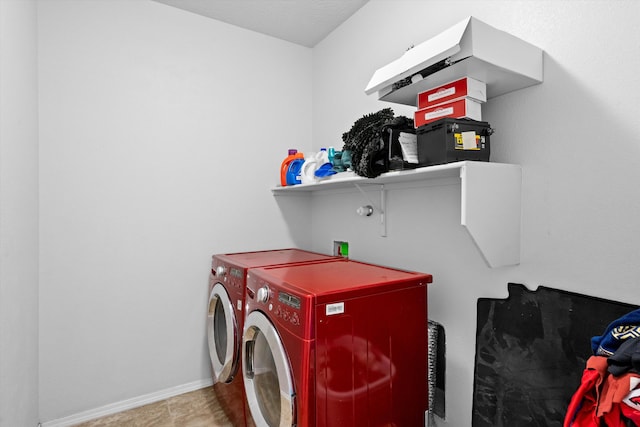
[
  {"xmin": 256, "ymin": 286, "xmax": 270, "ymax": 303},
  {"xmin": 215, "ymin": 265, "xmax": 227, "ymax": 277}
]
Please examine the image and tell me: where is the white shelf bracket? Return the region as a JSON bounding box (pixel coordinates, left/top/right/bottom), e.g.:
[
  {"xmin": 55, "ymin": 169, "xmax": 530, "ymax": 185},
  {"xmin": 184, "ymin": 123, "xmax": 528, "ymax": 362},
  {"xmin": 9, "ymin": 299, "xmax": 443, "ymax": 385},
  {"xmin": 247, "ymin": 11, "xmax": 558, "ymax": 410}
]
[
  {"xmin": 353, "ymin": 183, "xmax": 387, "ymax": 237},
  {"xmin": 459, "ymin": 162, "xmax": 521, "ymax": 267}
]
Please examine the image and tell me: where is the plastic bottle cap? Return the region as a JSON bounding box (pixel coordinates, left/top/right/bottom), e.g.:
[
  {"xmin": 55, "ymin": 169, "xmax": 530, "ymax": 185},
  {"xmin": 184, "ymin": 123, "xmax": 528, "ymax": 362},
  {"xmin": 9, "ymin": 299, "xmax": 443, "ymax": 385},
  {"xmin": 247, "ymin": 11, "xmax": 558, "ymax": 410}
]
[{"xmin": 288, "ymin": 149, "xmax": 297, "ymax": 155}]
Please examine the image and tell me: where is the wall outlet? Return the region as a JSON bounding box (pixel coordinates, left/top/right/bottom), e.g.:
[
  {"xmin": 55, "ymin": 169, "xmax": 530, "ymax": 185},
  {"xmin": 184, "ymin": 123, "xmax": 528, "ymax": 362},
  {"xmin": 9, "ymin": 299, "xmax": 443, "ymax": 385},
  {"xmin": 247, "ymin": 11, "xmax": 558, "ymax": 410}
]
[{"xmin": 333, "ymin": 241, "xmax": 349, "ymax": 258}]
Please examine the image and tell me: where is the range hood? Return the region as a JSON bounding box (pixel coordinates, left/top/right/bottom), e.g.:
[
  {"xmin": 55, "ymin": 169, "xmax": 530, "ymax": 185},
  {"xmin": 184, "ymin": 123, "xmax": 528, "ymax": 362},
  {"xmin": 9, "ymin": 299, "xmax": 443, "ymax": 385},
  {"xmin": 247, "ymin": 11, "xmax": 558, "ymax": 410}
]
[{"xmin": 365, "ymin": 17, "xmax": 544, "ymax": 106}]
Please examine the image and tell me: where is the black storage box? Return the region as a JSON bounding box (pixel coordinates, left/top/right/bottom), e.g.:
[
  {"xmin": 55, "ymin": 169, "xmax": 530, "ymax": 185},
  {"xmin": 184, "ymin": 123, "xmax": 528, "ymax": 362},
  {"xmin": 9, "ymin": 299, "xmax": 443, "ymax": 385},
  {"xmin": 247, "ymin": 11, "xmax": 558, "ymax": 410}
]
[{"xmin": 416, "ymin": 118, "xmax": 492, "ymax": 166}]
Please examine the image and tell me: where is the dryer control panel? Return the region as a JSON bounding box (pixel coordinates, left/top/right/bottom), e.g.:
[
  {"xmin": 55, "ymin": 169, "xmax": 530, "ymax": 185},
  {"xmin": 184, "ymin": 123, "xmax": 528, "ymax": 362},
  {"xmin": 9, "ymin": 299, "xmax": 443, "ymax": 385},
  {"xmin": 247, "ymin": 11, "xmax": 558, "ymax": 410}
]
[{"xmin": 211, "ymin": 261, "xmax": 245, "ymax": 296}]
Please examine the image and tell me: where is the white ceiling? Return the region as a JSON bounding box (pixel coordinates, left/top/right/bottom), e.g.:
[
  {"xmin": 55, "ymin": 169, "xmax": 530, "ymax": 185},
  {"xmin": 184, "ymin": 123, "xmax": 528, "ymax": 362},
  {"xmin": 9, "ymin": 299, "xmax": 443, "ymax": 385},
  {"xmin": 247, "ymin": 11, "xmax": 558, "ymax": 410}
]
[{"xmin": 153, "ymin": 0, "xmax": 369, "ymax": 48}]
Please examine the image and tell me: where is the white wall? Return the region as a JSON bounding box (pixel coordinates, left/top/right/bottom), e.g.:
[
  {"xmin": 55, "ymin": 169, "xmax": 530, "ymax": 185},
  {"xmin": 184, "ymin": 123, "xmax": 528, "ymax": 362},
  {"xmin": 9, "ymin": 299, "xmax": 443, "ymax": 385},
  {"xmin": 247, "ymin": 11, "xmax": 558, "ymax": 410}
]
[
  {"xmin": 0, "ymin": 1, "xmax": 40, "ymax": 426},
  {"xmin": 37, "ymin": 0, "xmax": 312, "ymax": 422},
  {"xmin": 33, "ymin": 0, "xmax": 640, "ymax": 425},
  {"xmin": 309, "ymin": 1, "xmax": 640, "ymax": 425}
]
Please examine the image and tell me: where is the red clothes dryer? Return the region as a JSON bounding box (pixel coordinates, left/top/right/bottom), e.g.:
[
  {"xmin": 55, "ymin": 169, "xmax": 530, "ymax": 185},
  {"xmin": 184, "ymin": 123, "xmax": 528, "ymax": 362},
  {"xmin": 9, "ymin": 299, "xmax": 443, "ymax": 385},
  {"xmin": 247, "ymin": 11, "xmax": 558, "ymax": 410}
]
[
  {"xmin": 208, "ymin": 249, "xmax": 341, "ymax": 426},
  {"xmin": 241, "ymin": 260, "xmax": 433, "ymax": 427}
]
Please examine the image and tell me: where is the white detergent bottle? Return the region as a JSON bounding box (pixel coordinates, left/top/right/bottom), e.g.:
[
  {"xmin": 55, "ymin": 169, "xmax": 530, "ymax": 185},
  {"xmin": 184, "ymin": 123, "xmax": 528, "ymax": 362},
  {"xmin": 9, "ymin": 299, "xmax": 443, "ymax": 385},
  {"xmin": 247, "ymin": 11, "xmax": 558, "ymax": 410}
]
[
  {"xmin": 300, "ymin": 152, "xmax": 319, "ymax": 184},
  {"xmin": 318, "ymin": 147, "xmax": 329, "ymax": 164}
]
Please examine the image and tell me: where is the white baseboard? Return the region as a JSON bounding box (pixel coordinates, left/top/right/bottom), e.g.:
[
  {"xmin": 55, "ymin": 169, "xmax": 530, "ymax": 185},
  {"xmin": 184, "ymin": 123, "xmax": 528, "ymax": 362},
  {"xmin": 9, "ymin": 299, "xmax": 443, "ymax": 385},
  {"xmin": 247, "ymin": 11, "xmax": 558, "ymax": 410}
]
[{"xmin": 40, "ymin": 378, "xmax": 214, "ymax": 427}]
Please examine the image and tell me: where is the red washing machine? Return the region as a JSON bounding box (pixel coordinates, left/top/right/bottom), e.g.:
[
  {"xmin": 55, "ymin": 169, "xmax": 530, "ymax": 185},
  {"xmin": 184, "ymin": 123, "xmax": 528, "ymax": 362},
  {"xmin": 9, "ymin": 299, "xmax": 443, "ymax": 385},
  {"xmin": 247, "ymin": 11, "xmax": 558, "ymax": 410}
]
[
  {"xmin": 208, "ymin": 249, "xmax": 342, "ymax": 427},
  {"xmin": 241, "ymin": 260, "xmax": 433, "ymax": 427}
]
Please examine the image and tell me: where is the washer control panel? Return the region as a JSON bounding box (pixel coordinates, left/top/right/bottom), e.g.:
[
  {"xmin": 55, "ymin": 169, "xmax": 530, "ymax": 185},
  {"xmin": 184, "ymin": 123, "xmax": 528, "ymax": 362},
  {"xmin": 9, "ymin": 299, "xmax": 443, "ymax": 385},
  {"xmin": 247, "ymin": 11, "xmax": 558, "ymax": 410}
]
[{"xmin": 246, "ymin": 276, "xmax": 303, "ymax": 329}]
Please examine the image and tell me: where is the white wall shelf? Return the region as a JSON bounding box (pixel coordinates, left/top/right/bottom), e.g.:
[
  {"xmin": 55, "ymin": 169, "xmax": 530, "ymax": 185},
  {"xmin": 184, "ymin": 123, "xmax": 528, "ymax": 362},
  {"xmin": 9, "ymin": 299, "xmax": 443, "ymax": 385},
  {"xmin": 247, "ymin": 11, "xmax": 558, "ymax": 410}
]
[
  {"xmin": 272, "ymin": 161, "xmax": 522, "ymax": 268},
  {"xmin": 365, "ymin": 16, "xmax": 544, "ymax": 106}
]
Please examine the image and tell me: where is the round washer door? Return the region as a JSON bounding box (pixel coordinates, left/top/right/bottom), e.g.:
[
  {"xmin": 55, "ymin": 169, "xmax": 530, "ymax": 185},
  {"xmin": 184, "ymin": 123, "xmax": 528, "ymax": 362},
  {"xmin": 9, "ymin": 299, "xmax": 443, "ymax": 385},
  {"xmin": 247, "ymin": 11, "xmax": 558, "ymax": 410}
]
[
  {"xmin": 242, "ymin": 310, "xmax": 295, "ymax": 427},
  {"xmin": 207, "ymin": 282, "xmax": 239, "ymax": 383}
]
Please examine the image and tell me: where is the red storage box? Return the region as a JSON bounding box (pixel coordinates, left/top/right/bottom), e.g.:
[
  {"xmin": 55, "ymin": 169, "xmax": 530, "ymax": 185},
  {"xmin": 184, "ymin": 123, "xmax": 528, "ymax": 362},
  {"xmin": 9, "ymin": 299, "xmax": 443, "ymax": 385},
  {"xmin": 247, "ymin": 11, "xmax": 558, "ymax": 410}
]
[
  {"xmin": 414, "ymin": 97, "xmax": 482, "ymax": 128},
  {"xmin": 417, "ymin": 77, "xmax": 486, "ymax": 109}
]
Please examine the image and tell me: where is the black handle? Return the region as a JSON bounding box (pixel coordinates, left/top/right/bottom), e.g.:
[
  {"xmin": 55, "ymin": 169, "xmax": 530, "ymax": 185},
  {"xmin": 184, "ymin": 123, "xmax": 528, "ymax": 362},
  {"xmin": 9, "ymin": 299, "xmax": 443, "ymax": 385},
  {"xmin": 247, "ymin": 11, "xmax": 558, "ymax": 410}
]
[{"xmin": 245, "ymin": 340, "xmax": 255, "ymax": 379}]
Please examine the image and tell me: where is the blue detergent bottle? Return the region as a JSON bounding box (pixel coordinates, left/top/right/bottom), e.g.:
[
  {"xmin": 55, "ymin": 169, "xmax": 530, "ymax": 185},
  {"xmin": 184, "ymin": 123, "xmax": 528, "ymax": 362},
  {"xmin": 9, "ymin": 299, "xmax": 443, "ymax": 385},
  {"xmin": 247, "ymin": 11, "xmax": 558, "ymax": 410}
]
[{"xmin": 286, "ymin": 158, "xmax": 305, "ymax": 185}]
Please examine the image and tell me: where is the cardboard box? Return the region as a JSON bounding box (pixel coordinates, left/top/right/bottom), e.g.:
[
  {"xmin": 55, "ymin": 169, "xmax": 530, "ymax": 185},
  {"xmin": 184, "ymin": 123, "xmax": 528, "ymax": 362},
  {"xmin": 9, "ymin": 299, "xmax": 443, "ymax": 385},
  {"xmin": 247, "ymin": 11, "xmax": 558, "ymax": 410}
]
[
  {"xmin": 414, "ymin": 98, "xmax": 482, "ymax": 128},
  {"xmin": 417, "ymin": 77, "xmax": 486, "ymax": 109}
]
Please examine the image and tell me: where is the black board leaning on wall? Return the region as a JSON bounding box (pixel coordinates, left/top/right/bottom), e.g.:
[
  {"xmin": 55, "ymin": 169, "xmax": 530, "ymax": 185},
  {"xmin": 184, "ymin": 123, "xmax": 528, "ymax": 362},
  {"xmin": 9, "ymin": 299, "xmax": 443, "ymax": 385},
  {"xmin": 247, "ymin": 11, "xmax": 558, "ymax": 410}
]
[{"xmin": 473, "ymin": 283, "xmax": 639, "ymax": 427}]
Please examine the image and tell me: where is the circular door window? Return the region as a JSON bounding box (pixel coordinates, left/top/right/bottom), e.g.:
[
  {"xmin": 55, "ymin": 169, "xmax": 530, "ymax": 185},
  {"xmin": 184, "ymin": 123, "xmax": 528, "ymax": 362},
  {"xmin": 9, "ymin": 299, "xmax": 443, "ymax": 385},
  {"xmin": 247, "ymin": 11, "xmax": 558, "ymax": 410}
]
[
  {"xmin": 207, "ymin": 283, "xmax": 238, "ymax": 383},
  {"xmin": 243, "ymin": 310, "xmax": 295, "ymax": 427}
]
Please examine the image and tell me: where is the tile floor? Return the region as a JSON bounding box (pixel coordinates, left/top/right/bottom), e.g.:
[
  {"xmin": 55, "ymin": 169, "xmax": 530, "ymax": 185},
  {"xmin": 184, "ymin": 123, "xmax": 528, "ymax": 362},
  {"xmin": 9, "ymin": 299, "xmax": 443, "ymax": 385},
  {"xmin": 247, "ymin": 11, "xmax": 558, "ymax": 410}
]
[{"xmin": 73, "ymin": 386, "xmax": 232, "ymax": 427}]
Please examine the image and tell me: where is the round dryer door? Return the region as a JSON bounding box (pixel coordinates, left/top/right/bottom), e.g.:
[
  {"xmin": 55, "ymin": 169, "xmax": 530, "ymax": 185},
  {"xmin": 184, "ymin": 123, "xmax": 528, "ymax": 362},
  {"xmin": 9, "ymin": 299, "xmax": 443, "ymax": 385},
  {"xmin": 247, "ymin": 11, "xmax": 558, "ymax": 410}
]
[
  {"xmin": 242, "ymin": 310, "xmax": 295, "ymax": 427},
  {"xmin": 207, "ymin": 282, "xmax": 239, "ymax": 383}
]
